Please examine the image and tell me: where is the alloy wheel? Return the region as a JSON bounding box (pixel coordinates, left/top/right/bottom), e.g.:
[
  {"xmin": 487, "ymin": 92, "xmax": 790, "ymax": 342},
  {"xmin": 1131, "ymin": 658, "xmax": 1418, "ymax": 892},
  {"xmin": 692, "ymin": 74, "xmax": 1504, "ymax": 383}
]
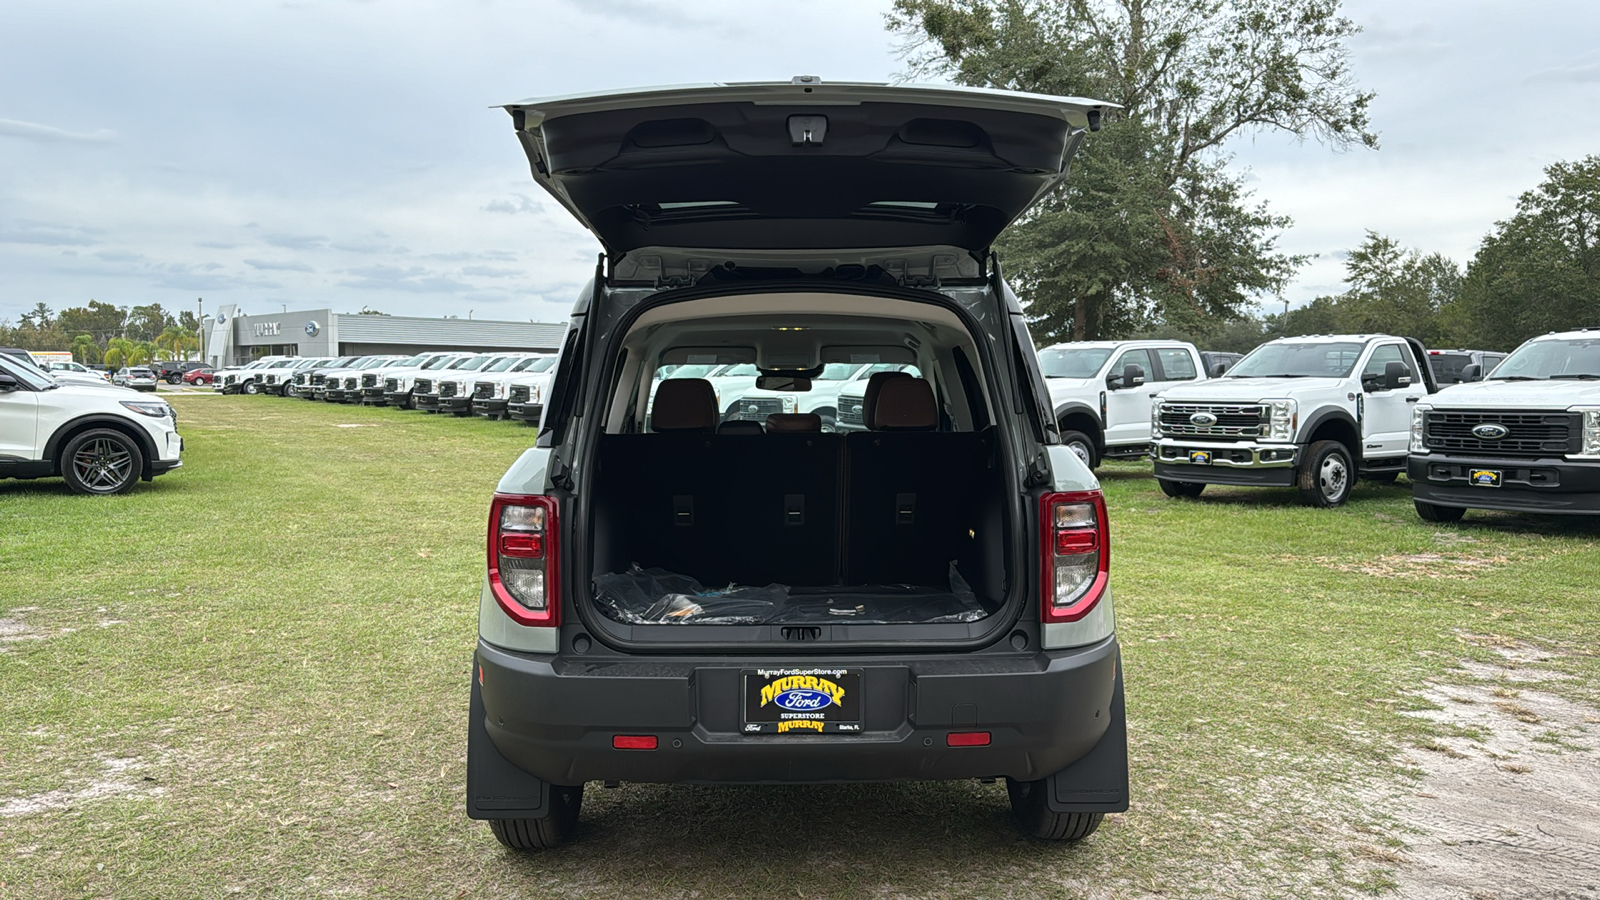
[{"xmin": 71, "ymin": 438, "xmax": 134, "ymax": 492}]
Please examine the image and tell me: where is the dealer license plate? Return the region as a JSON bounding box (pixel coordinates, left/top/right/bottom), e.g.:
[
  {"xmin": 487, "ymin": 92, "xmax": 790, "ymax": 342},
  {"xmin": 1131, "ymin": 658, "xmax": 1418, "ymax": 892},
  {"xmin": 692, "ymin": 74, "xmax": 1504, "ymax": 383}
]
[
  {"xmin": 1469, "ymin": 468, "xmax": 1502, "ymax": 488},
  {"xmin": 1188, "ymin": 450, "xmax": 1213, "ymax": 465},
  {"xmin": 742, "ymin": 668, "xmax": 862, "ymax": 734}
]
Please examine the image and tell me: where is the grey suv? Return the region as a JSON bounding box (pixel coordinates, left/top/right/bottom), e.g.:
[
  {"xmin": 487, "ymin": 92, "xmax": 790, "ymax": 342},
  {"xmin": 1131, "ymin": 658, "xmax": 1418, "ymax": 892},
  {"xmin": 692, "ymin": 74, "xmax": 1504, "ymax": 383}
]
[{"xmin": 467, "ymin": 79, "xmax": 1127, "ymax": 849}]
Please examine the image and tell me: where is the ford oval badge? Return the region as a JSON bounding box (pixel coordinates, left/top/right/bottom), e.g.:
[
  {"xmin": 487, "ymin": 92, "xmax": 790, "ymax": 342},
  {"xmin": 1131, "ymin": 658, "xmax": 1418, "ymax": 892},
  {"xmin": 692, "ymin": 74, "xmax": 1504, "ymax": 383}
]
[
  {"xmin": 1472, "ymin": 423, "xmax": 1509, "ymax": 440},
  {"xmin": 772, "ymin": 689, "xmax": 835, "ymax": 712},
  {"xmin": 1190, "ymin": 412, "xmax": 1218, "ymax": 426}
]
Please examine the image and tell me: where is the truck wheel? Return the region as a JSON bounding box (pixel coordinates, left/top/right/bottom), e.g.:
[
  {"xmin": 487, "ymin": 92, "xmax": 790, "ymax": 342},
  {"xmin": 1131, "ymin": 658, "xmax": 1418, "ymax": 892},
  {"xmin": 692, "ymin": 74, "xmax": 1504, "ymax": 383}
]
[
  {"xmin": 1297, "ymin": 440, "xmax": 1354, "ymax": 508},
  {"xmin": 1415, "ymin": 500, "xmax": 1465, "ymax": 523},
  {"xmin": 1158, "ymin": 479, "xmax": 1205, "ymax": 499},
  {"xmin": 1006, "ymin": 778, "xmax": 1104, "ymax": 842},
  {"xmin": 243, "ymin": 381, "xmax": 260, "ymax": 395},
  {"xmin": 486, "ymin": 784, "xmax": 583, "ymax": 851},
  {"xmin": 1058, "ymin": 430, "xmax": 1100, "ymax": 470},
  {"xmin": 61, "ymin": 428, "xmax": 144, "ymax": 495}
]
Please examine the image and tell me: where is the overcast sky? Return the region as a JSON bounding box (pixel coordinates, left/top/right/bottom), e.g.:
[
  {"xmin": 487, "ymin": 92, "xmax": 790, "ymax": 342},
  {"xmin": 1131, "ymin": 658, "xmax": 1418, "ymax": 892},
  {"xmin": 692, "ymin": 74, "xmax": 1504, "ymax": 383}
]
[{"xmin": 3, "ymin": 0, "xmax": 1598, "ymax": 327}]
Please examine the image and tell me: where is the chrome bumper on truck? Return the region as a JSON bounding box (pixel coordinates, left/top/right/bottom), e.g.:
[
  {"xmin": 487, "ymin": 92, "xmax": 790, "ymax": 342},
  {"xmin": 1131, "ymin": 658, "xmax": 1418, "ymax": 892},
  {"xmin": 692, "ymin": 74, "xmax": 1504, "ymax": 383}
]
[
  {"xmin": 1152, "ymin": 439, "xmax": 1298, "ymax": 486},
  {"xmin": 467, "ymin": 637, "xmax": 1128, "ymax": 818}
]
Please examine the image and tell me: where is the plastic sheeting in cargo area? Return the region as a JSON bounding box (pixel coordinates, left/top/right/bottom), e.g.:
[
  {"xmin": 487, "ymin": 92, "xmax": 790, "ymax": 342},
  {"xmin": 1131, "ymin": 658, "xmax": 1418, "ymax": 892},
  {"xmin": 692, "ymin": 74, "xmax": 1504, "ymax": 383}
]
[{"xmin": 593, "ymin": 562, "xmax": 987, "ymax": 625}]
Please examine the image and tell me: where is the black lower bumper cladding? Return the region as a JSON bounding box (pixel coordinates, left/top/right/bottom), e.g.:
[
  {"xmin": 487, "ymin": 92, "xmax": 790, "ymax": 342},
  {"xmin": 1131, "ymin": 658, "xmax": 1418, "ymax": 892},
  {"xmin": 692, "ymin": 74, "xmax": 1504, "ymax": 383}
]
[
  {"xmin": 1153, "ymin": 461, "xmax": 1295, "ymax": 487},
  {"xmin": 467, "ymin": 636, "xmax": 1128, "ymax": 815},
  {"xmin": 1409, "ymin": 455, "xmax": 1600, "ymax": 514}
]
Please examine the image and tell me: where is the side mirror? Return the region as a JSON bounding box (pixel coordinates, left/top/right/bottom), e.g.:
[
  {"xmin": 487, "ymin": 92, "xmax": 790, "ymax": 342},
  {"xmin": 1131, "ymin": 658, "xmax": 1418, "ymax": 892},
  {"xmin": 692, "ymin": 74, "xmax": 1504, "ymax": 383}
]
[
  {"xmin": 1211, "ymin": 362, "xmax": 1230, "ymax": 377},
  {"xmin": 1124, "ymin": 363, "xmax": 1146, "ymax": 387},
  {"xmin": 1383, "ymin": 361, "xmax": 1410, "ymax": 390},
  {"xmin": 756, "ymin": 375, "xmax": 811, "ymax": 391},
  {"xmin": 1461, "ymin": 363, "xmax": 1482, "ymax": 382},
  {"xmin": 0, "ymin": 373, "xmax": 19, "ymax": 392}
]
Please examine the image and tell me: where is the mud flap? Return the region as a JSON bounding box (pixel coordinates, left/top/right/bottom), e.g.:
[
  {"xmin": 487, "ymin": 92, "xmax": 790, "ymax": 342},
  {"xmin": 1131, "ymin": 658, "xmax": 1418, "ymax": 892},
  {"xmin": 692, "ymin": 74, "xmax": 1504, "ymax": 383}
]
[
  {"xmin": 1045, "ymin": 655, "xmax": 1129, "ymax": 813},
  {"xmin": 466, "ymin": 669, "xmax": 550, "ymax": 820}
]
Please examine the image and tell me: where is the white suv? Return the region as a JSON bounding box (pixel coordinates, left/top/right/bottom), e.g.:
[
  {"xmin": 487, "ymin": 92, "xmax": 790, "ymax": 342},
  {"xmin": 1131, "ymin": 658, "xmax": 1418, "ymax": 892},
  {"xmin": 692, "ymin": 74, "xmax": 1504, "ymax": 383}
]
[{"xmin": 0, "ymin": 353, "xmax": 182, "ymax": 494}]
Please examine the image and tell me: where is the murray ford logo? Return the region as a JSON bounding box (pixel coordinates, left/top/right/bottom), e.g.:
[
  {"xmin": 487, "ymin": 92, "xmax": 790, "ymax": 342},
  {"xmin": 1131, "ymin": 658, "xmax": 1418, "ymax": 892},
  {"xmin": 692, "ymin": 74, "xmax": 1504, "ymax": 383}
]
[
  {"xmin": 1472, "ymin": 423, "xmax": 1510, "ymax": 440},
  {"xmin": 760, "ymin": 674, "xmax": 845, "ymax": 712},
  {"xmin": 1189, "ymin": 412, "xmax": 1218, "ymax": 426}
]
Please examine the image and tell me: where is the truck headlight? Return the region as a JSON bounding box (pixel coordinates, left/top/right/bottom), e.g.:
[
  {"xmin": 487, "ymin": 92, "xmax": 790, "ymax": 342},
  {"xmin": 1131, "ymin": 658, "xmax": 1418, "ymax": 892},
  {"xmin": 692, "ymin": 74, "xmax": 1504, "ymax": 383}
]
[
  {"xmin": 1151, "ymin": 401, "xmax": 1163, "ymax": 440},
  {"xmin": 1575, "ymin": 408, "xmax": 1600, "ymax": 458},
  {"xmin": 530, "ymin": 385, "xmax": 541, "ymax": 403},
  {"xmin": 1410, "ymin": 404, "xmax": 1430, "ymax": 454},
  {"xmin": 1263, "ymin": 399, "xmax": 1297, "ymax": 442}
]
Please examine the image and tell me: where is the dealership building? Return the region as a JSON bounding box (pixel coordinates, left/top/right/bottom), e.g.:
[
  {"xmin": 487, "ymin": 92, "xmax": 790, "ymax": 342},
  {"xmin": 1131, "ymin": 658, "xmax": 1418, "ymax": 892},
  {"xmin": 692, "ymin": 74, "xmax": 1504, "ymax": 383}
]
[{"xmin": 203, "ymin": 306, "xmax": 567, "ymax": 367}]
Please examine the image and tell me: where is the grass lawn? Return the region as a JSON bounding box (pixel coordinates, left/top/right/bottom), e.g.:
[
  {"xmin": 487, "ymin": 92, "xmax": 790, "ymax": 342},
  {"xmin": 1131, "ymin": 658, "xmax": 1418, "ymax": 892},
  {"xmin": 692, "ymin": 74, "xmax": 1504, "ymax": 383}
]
[{"xmin": 1, "ymin": 396, "xmax": 1596, "ymax": 898}]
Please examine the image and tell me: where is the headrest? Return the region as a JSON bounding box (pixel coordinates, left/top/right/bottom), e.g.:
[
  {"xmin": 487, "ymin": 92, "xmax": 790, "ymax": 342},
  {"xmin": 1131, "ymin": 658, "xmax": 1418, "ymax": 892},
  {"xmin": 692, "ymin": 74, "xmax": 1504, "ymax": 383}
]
[
  {"xmin": 766, "ymin": 413, "xmax": 822, "ymax": 433},
  {"xmin": 717, "ymin": 419, "xmax": 765, "ymax": 435},
  {"xmin": 862, "ymin": 371, "xmax": 912, "ymax": 429},
  {"xmin": 652, "ymin": 379, "xmax": 717, "ymax": 432},
  {"xmin": 870, "ymin": 377, "xmax": 937, "ymax": 431}
]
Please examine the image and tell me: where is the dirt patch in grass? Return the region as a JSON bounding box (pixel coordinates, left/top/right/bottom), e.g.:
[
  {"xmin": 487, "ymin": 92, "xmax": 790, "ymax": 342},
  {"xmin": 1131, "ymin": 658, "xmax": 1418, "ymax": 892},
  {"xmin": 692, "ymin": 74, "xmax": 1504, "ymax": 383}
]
[
  {"xmin": 1297, "ymin": 552, "xmax": 1514, "ymax": 580},
  {"xmin": 0, "ymin": 756, "xmax": 165, "ymax": 817},
  {"xmin": 1392, "ymin": 645, "xmax": 1600, "ymax": 899}
]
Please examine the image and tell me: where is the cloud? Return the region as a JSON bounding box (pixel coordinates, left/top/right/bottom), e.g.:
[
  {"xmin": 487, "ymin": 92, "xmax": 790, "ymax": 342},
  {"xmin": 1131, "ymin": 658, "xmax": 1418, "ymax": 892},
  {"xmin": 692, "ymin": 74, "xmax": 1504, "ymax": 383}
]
[
  {"xmin": 0, "ymin": 118, "xmax": 115, "ymax": 143},
  {"xmin": 244, "ymin": 258, "xmax": 314, "ymax": 272},
  {"xmin": 331, "ymin": 238, "xmax": 408, "ymax": 254},
  {"xmin": 196, "ymin": 241, "xmax": 238, "ymax": 249},
  {"xmin": 262, "ymin": 233, "xmax": 330, "ymax": 249},
  {"xmin": 94, "ymin": 250, "xmax": 146, "ymax": 263},
  {"xmin": 483, "ymin": 194, "xmax": 541, "ymax": 214},
  {"xmin": 0, "ymin": 223, "xmax": 102, "ymax": 246},
  {"xmin": 461, "ymin": 265, "xmax": 520, "ymax": 277},
  {"xmin": 339, "ymin": 265, "xmax": 471, "ymax": 293},
  {"xmin": 1526, "ymin": 60, "xmax": 1600, "ymax": 84},
  {"xmin": 555, "ymin": 0, "xmax": 716, "ymax": 30}
]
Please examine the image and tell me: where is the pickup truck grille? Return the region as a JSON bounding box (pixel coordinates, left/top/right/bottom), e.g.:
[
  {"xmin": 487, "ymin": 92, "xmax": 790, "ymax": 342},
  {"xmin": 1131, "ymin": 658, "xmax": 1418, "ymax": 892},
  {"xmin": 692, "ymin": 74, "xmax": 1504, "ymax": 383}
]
[
  {"xmin": 263, "ymin": 375, "xmax": 277, "ymax": 385},
  {"xmin": 293, "ymin": 373, "xmax": 308, "ymax": 386},
  {"xmin": 343, "ymin": 377, "xmax": 358, "ymax": 390},
  {"xmin": 414, "ymin": 378, "xmax": 432, "ymax": 394},
  {"xmin": 362, "ymin": 374, "xmax": 378, "ymax": 388},
  {"xmin": 838, "ymin": 393, "xmax": 865, "ymax": 426},
  {"xmin": 473, "ymin": 382, "xmax": 495, "ymax": 399},
  {"xmin": 311, "ymin": 373, "xmax": 327, "ymax": 386},
  {"xmin": 1424, "ymin": 410, "xmax": 1578, "ymax": 457},
  {"xmin": 439, "ymin": 381, "xmax": 459, "ymax": 398},
  {"xmin": 729, "ymin": 397, "xmax": 783, "ymax": 421},
  {"xmin": 384, "ymin": 377, "xmax": 398, "ymax": 392},
  {"xmin": 509, "ymin": 385, "xmax": 530, "ymax": 404},
  {"xmin": 1159, "ymin": 404, "xmax": 1265, "ymax": 440}
]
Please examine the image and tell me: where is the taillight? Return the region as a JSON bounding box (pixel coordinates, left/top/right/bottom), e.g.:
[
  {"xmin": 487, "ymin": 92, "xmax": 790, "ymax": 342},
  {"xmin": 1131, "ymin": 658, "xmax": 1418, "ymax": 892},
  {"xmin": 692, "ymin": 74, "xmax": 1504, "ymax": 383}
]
[
  {"xmin": 1040, "ymin": 491, "xmax": 1109, "ymax": 623},
  {"xmin": 488, "ymin": 493, "xmax": 558, "ymax": 626}
]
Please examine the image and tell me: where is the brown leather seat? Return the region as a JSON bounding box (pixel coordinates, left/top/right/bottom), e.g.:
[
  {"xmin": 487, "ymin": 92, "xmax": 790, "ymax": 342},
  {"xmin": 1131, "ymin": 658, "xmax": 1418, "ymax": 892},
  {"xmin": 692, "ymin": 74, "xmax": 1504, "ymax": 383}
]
[
  {"xmin": 651, "ymin": 379, "xmax": 718, "ymax": 432},
  {"xmin": 861, "ymin": 371, "xmax": 912, "ymax": 430},
  {"xmin": 869, "ymin": 377, "xmax": 937, "ymax": 431},
  {"xmin": 766, "ymin": 413, "xmax": 822, "ymax": 433}
]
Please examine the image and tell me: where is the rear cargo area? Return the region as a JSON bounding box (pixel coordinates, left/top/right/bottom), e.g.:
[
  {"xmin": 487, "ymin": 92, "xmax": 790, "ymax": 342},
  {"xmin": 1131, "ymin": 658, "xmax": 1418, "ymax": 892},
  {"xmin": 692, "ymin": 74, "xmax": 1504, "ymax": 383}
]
[{"xmin": 589, "ymin": 429, "xmax": 1009, "ymax": 626}]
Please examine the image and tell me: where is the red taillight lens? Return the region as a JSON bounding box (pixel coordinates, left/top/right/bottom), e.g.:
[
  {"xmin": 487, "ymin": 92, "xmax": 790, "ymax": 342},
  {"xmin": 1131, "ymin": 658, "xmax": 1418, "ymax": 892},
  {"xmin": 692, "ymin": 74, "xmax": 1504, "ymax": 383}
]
[
  {"xmin": 488, "ymin": 494, "xmax": 558, "ymax": 626},
  {"xmin": 612, "ymin": 735, "xmax": 657, "ymax": 750},
  {"xmin": 946, "ymin": 731, "xmax": 991, "ymax": 747},
  {"xmin": 1040, "ymin": 491, "xmax": 1109, "ymax": 623}
]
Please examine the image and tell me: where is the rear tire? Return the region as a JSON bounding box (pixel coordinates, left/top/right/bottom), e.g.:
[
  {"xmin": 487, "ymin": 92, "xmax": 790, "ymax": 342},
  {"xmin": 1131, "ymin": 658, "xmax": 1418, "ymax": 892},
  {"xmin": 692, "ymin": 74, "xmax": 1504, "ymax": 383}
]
[
  {"xmin": 1007, "ymin": 777, "xmax": 1104, "ymax": 842},
  {"xmin": 243, "ymin": 380, "xmax": 260, "ymax": 395},
  {"xmin": 1415, "ymin": 500, "xmax": 1466, "ymax": 523},
  {"xmin": 1058, "ymin": 429, "xmax": 1100, "ymax": 470},
  {"xmin": 1296, "ymin": 440, "xmax": 1354, "ymax": 508},
  {"xmin": 1158, "ymin": 479, "xmax": 1205, "ymax": 499},
  {"xmin": 487, "ymin": 784, "xmax": 583, "ymax": 851}
]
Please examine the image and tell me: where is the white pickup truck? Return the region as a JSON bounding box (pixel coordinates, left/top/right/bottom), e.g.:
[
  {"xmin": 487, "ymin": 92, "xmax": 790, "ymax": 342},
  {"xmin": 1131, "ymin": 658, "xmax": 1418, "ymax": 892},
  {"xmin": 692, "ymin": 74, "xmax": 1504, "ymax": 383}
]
[
  {"xmin": 1151, "ymin": 334, "xmax": 1435, "ymax": 507},
  {"xmin": 1038, "ymin": 340, "xmax": 1207, "ymax": 468}
]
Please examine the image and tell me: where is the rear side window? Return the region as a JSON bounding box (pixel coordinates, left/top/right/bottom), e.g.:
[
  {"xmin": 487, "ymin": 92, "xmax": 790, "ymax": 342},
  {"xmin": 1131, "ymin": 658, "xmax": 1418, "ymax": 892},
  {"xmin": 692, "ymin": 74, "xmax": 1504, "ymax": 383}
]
[{"xmin": 1155, "ymin": 348, "xmax": 1197, "ymax": 381}]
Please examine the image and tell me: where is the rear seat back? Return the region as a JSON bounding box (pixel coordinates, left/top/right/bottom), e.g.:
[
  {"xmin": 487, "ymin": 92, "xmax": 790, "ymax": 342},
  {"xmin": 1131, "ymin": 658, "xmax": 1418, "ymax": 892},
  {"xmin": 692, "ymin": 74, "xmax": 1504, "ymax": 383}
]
[{"xmin": 844, "ymin": 429, "xmax": 992, "ymax": 586}]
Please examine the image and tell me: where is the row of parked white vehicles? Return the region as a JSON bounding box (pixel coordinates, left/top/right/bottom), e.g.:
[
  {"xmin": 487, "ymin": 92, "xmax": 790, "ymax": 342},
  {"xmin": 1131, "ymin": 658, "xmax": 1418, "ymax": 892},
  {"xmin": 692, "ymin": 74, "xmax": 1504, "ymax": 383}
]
[
  {"xmin": 1038, "ymin": 330, "xmax": 1600, "ymax": 519},
  {"xmin": 208, "ymin": 350, "xmax": 561, "ymax": 424}
]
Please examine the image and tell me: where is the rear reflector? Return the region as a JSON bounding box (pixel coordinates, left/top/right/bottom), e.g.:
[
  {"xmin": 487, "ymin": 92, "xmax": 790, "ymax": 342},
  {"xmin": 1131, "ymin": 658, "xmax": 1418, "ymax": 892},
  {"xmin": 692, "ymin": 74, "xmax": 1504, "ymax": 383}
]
[
  {"xmin": 612, "ymin": 735, "xmax": 658, "ymax": 750},
  {"xmin": 946, "ymin": 732, "xmax": 991, "ymax": 747}
]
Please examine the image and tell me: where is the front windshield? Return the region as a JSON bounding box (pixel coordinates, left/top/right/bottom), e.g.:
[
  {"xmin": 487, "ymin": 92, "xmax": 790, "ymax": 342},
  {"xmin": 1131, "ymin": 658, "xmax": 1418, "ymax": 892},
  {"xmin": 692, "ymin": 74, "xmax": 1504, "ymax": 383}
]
[
  {"xmin": 527, "ymin": 356, "xmax": 556, "ymax": 373},
  {"xmin": 819, "ymin": 363, "xmax": 863, "ymax": 381},
  {"xmin": 716, "ymin": 364, "xmax": 759, "ymax": 377},
  {"xmin": 1228, "ymin": 341, "xmax": 1364, "ymax": 378},
  {"xmin": 0, "ymin": 355, "xmax": 56, "ymax": 389},
  {"xmin": 422, "ymin": 355, "xmax": 458, "ymax": 370},
  {"xmin": 1491, "ymin": 338, "xmax": 1600, "ymax": 380},
  {"xmin": 487, "ymin": 357, "xmax": 522, "ymax": 373},
  {"xmin": 665, "ymin": 364, "xmax": 720, "ymax": 379},
  {"xmin": 390, "ymin": 355, "xmax": 425, "ymax": 367},
  {"xmin": 451, "ymin": 355, "xmax": 491, "ymax": 371},
  {"xmin": 1038, "ymin": 347, "xmax": 1114, "ymax": 379}
]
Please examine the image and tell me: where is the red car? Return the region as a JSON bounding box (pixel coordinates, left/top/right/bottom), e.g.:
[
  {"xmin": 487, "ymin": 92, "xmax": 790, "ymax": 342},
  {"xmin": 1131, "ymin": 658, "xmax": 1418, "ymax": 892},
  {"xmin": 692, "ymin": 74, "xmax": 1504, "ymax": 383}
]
[{"xmin": 182, "ymin": 367, "xmax": 216, "ymax": 385}]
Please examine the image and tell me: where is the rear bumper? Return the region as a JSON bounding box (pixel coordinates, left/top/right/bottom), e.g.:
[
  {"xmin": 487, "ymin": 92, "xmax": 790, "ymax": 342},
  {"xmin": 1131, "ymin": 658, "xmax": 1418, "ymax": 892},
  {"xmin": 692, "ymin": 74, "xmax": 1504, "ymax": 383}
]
[
  {"xmin": 1409, "ymin": 454, "xmax": 1600, "ymax": 514},
  {"xmin": 472, "ymin": 636, "xmax": 1124, "ymax": 788}
]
